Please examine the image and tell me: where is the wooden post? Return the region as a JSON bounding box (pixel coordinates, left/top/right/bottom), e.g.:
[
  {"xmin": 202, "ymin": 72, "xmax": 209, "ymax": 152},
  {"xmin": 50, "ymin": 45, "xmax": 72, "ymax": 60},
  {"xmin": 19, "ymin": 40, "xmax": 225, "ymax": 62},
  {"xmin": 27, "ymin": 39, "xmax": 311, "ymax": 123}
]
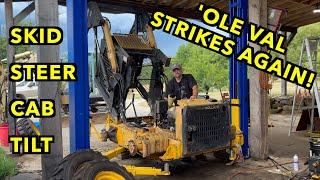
[
  {"xmin": 4, "ymin": 0, "xmax": 16, "ymax": 137},
  {"xmin": 248, "ymin": 0, "xmax": 269, "ymax": 159},
  {"xmin": 35, "ymin": 0, "xmax": 63, "ymax": 178},
  {"xmin": 281, "ymin": 31, "xmax": 288, "ymax": 97}
]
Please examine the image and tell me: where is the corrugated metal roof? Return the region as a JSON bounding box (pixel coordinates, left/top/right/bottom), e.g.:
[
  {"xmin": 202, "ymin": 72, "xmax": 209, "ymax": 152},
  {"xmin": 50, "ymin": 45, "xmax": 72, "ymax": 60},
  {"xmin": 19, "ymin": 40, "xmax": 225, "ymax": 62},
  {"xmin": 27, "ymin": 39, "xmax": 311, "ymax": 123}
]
[
  {"xmin": 113, "ymin": 34, "xmax": 153, "ymax": 51},
  {"xmin": 2, "ymin": 0, "xmax": 320, "ymax": 29}
]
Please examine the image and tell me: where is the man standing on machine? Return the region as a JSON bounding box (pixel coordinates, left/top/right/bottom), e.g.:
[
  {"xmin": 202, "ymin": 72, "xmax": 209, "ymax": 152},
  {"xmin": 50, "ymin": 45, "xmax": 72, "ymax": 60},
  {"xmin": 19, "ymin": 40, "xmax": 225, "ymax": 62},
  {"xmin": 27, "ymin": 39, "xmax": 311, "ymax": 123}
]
[{"xmin": 167, "ymin": 64, "xmax": 198, "ymax": 101}]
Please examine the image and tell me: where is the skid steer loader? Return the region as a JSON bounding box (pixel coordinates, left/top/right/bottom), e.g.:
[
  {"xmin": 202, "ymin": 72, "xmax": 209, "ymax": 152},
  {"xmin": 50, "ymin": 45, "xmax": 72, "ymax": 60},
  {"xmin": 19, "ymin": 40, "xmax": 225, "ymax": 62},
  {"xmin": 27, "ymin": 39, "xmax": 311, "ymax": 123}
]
[{"xmin": 52, "ymin": 2, "xmax": 244, "ymax": 179}]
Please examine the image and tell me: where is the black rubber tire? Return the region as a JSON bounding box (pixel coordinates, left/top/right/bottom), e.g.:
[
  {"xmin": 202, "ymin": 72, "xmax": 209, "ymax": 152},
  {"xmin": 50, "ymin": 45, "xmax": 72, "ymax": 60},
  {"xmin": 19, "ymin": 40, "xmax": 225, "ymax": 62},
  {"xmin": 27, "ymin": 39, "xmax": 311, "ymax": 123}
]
[
  {"xmin": 213, "ymin": 149, "xmax": 231, "ymax": 162},
  {"xmin": 73, "ymin": 159, "xmax": 134, "ymax": 180},
  {"xmin": 16, "ymin": 118, "xmax": 37, "ymax": 136},
  {"xmin": 51, "ymin": 150, "xmax": 106, "ymax": 180}
]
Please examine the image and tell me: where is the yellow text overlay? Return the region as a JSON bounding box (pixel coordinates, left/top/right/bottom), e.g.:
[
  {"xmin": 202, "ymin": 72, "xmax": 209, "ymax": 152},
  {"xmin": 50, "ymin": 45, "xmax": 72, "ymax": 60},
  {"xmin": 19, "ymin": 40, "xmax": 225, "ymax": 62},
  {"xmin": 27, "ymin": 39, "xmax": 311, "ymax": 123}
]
[
  {"xmin": 9, "ymin": 99, "xmax": 55, "ymax": 118},
  {"xmin": 148, "ymin": 4, "xmax": 317, "ymax": 90},
  {"xmin": 9, "ymin": 136, "xmax": 54, "ymax": 154},
  {"xmin": 9, "ymin": 26, "xmax": 63, "ymax": 45},
  {"xmin": 9, "ymin": 63, "xmax": 77, "ymax": 81}
]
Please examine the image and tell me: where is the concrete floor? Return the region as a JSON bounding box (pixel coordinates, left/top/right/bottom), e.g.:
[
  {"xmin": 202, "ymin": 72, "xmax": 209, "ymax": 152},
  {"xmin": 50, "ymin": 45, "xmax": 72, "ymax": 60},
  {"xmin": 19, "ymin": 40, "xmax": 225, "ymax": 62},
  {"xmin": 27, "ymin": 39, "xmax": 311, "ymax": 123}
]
[{"xmin": 7, "ymin": 103, "xmax": 311, "ymax": 180}]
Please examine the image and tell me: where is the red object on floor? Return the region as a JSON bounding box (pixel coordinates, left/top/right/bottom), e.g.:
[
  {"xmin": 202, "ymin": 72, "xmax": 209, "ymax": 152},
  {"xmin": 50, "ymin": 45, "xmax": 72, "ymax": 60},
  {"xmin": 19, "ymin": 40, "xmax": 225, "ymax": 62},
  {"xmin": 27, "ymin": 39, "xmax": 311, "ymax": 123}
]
[{"xmin": 0, "ymin": 123, "xmax": 9, "ymax": 147}]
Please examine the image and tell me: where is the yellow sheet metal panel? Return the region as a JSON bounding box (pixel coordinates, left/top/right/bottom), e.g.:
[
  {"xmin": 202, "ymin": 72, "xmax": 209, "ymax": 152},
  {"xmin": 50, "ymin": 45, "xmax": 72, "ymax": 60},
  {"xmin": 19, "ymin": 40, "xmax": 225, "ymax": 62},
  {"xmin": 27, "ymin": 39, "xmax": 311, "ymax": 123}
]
[
  {"xmin": 177, "ymin": 99, "xmax": 214, "ymax": 107},
  {"xmin": 175, "ymin": 106, "xmax": 183, "ymax": 141}
]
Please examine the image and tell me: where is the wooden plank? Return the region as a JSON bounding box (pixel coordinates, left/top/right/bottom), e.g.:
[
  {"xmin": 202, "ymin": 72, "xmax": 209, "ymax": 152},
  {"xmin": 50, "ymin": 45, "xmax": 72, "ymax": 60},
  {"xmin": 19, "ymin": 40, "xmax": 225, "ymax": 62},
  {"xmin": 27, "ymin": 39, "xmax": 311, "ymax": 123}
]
[
  {"xmin": 202, "ymin": 0, "xmax": 225, "ymax": 6},
  {"xmin": 295, "ymin": 17, "xmax": 320, "ymax": 27},
  {"xmin": 286, "ymin": 13, "xmax": 320, "ymax": 27},
  {"xmin": 171, "ymin": 0, "xmax": 188, "ymax": 8},
  {"xmin": 185, "ymin": 0, "xmax": 201, "ymax": 9},
  {"xmin": 280, "ymin": 25, "xmax": 298, "ymax": 33},
  {"xmin": 279, "ymin": 3, "xmax": 317, "ymax": 24},
  {"xmin": 291, "ymin": 0, "xmax": 318, "ymax": 5},
  {"xmin": 269, "ymin": 0, "xmax": 291, "ymax": 7}
]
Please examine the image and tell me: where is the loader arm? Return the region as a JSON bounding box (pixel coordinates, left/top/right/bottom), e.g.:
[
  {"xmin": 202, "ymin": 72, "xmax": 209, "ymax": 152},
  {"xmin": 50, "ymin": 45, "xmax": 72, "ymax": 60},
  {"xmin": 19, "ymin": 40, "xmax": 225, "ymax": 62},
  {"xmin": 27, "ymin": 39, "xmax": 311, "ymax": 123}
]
[{"xmin": 87, "ymin": 2, "xmax": 170, "ymax": 121}]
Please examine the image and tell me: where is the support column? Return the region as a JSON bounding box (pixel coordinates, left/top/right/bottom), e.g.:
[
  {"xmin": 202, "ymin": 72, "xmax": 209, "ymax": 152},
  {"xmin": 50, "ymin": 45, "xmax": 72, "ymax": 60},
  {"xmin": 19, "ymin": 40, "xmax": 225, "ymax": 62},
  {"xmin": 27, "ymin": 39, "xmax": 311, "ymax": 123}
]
[
  {"xmin": 229, "ymin": 0, "xmax": 249, "ymax": 157},
  {"xmin": 4, "ymin": 0, "xmax": 16, "ymax": 137},
  {"xmin": 35, "ymin": 0, "xmax": 63, "ymax": 178},
  {"xmin": 281, "ymin": 53, "xmax": 288, "ymax": 96},
  {"xmin": 248, "ymin": 0, "xmax": 269, "ymax": 159},
  {"xmin": 281, "ymin": 31, "xmax": 288, "ymax": 97},
  {"xmin": 67, "ymin": 0, "xmax": 90, "ymax": 152}
]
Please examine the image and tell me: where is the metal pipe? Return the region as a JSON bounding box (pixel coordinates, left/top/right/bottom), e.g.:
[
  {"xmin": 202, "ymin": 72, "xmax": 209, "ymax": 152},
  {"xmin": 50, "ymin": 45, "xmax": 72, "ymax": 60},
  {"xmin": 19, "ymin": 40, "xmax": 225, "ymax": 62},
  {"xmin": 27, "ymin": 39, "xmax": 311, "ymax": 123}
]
[{"xmin": 67, "ymin": 0, "xmax": 90, "ymax": 151}]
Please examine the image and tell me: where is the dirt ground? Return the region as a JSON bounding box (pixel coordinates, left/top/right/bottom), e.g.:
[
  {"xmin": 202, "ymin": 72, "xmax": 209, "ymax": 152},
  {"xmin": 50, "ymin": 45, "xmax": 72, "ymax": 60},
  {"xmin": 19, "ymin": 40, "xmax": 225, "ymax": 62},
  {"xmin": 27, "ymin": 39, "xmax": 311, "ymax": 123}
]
[{"xmin": 4, "ymin": 102, "xmax": 312, "ymax": 180}]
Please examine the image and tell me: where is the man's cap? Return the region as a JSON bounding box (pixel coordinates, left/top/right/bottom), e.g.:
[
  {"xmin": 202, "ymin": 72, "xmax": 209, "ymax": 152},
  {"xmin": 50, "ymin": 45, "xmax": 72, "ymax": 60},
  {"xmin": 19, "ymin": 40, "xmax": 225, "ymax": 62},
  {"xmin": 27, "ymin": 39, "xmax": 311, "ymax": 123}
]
[{"xmin": 172, "ymin": 64, "xmax": 182, "ymax": 71}]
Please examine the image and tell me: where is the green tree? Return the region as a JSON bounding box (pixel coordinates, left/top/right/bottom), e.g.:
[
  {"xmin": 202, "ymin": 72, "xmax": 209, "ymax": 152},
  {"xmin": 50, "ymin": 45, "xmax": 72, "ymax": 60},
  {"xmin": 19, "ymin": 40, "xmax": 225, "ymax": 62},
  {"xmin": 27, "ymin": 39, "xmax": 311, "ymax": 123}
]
[
  {"xmin": 269, "ymin": 22, "xmax": 320, "ymax": 78},
  {"xmin": 287, "ymin": 23, "xmax": 320, "ymax": 62},
  {"xmin": 0, "ymin": 21, "xmax": 33, "ymax": 60},
  {"xmin": 0, "ymin": 36, "xmax": 31, "ymax": 60},
  {"xmin": 167, "ymin": 43, "xmax": 229, "ymax": 91}
]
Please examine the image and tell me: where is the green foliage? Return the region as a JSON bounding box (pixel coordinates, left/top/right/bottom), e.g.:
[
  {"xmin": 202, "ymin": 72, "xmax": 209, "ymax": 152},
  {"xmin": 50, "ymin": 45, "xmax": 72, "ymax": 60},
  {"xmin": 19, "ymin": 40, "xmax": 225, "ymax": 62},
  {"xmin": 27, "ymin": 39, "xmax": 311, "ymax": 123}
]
[
  {"xmin": 0, "ymin": 21, "xmax": 33, "ymax": 60},
  {"xmin": 272, "ymin": 23, "xmax": 320, "ymax": 73},
  {"xmin": 0, "ymin": 147, "xmax": 16, "ymax": 178},
  {"xmin": 287, "ymin": 23, "xmax": 320, "ymax": 62},
  {"xmin": 167, "ymin": 43, "xmax": 229, "ymax": 91}
]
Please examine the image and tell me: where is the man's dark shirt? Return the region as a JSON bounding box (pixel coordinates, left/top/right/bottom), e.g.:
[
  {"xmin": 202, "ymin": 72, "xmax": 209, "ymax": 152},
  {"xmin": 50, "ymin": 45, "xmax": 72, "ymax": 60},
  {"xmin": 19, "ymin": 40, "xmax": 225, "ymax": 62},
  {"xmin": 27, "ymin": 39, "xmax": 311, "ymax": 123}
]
[{"xmin": 167, "ymin": 74, "xmax": 197, "ymax": 100}]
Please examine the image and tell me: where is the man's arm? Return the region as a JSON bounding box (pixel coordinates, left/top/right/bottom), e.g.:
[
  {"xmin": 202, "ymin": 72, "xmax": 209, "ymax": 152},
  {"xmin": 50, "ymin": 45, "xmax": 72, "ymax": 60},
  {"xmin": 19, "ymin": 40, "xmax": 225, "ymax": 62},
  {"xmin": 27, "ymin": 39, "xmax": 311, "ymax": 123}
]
[
  {"xmin": 188, "ymin": 74, "xmax": 198, "ymax": 99},
  {"xmin": 190, "ymin": 85, "xmax": 198, "ymax": 99},
  {"xmin": 165, "ymin": 80, "xmax": 174, "ymax": 99}
]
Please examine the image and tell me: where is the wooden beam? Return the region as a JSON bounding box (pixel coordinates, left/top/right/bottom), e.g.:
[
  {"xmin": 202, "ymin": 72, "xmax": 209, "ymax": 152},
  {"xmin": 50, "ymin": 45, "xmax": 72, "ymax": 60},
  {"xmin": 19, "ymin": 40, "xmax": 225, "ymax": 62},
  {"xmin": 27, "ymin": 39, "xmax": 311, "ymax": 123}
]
[
  {"xmin": 96, "ymin": 0, "xmax": 204, "ymax": 19},
  {"xmin": 291, "ymin": 0, "xmax": 318, "ymax": 5},
  {"xmin": 171, "ymin": 0, "xmax": 188, "ymax": 8},
  {"xmin": 35, "ymin": 0, "xmax": 63, "ymax": 178},
  {"xmin": 4, "ymin": 0, "xmax": 16, "ymax": 137},
  {"xmin": 279, "ymin": 2, "xmax": 317, "ymax": 24},
  {"xmin": 249, "ymin": 0, "xmax": 269, "ymax": 160},
  {"xmin": 280, "ymin": 25, "xmax": 298, "ymax": 33},
  {"xmin": 286, "ymin": 12, "xmax": 320, "ymax": 26},
  {"xmin": 202, "ymin": 0, "xmax": 226, "ymax": 7},
  {"xmin": 295, "ymin": 16, "xmax": 320, "ymax": 27},
  {"xmin": 281, "ymin": 32, "xmax": 288, "ymax": 97},
  {"xmin": 185, "ymin": 0, "xmax": 201, "ymax": 9},
  {"xmin": 269, "ymin": 0, "xmax": 291, "ymax": 7},
  {"xmin": 159, "ymin": 0, "xmax": 172, "ymax": 5},
  {"xmin": 286, "ymin": 31, "xmax": 297, "ymax": 47},
  {"xmin": 13, "ymin": 2, "xmax": 35, "ymax": 25},
  {"xmin": 281, "ymin": 8, "xmax": 315, "ymax": 24},
  {"xmin": 215, "ymin": 0, "xmax": 228, "ymax": 11}
]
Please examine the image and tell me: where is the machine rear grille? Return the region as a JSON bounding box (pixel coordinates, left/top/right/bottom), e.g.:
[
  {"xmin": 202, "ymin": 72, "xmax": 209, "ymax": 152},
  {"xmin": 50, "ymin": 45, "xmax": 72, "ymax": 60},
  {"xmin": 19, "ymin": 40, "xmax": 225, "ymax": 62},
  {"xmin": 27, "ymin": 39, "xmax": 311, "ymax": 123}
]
[{"xmin": 183, "ymin": 103, "xmax": 231, "ymax": 154}]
